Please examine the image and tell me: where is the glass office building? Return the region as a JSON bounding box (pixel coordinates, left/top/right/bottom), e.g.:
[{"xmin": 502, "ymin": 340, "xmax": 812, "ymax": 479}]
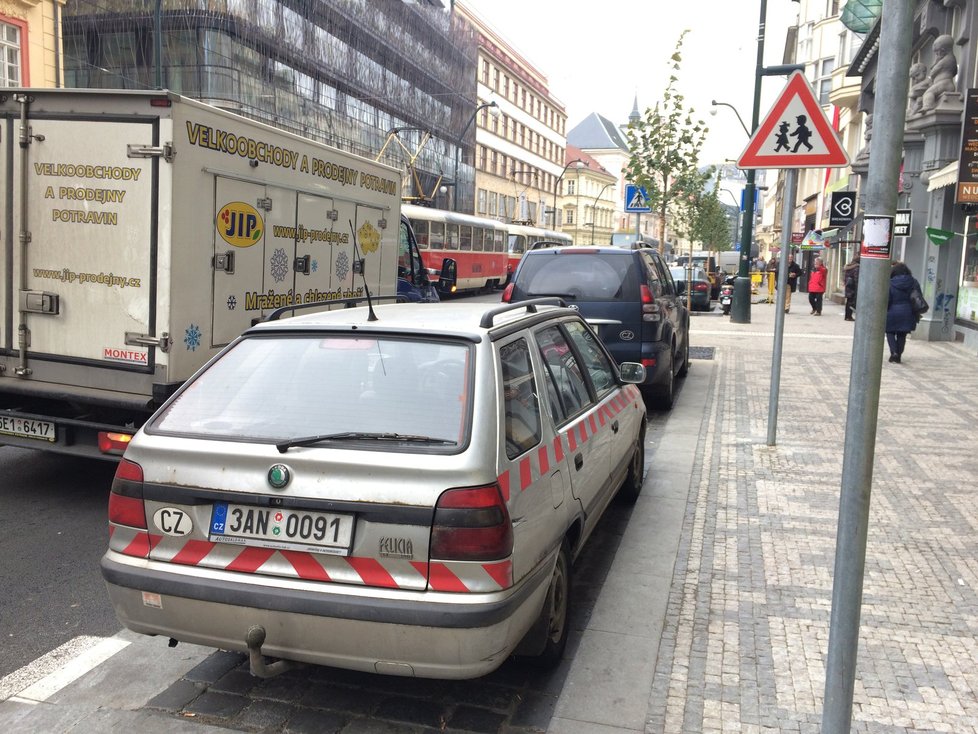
[{"xmin": 61, "ymin": 0, "xmax": 479, "ymax": 208}]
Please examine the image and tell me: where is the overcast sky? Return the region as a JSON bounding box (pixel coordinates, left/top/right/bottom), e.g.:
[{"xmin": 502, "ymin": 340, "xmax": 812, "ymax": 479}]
[{"xmin": 459, "ymin": 1, "xmax": 802, "ymax": 166}]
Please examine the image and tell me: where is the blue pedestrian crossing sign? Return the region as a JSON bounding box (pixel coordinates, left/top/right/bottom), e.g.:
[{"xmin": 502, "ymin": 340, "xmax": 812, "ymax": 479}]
[{"xmin": 624, "ymin": 184, "xmax": 651, "ymax": 212}]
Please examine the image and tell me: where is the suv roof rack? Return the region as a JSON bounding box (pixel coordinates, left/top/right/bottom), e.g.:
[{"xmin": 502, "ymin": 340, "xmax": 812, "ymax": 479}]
[
  {"xmin": 479, "ymin": 298, "xmax": 567, "ymax": 329},
  {"xmin": 265, "ymin": 295, "xmax": 406, "ymax": 321}
]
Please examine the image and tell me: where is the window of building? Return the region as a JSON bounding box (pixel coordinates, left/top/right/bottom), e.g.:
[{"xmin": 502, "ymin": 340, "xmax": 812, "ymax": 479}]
[
  {"xmin": 567, "ymin": 179, "xmax": 576, "ymax": 196},
  {"xmin": 489, "ymin": 191, "xmax": 498, "ymax": 217},
  {"xmin": 482, "ymin": 59, "xmax": 489, "ymax": 85},
  {"xmin": 519, "ymin": 124, "xmax": 525, "ymax": 148},
  {"xmin": 493, "ymin": 66, "xmax": 499, "ymax": 92},
  {"xmin": 490, "ymin": 150, "xmax": 498, "ymax": 176},
  {"xmin": 1, "ymin": 20, "xmax": 23, "ymax": 86},
  {"xmin": 566, "ymin": 208, "xmax": 574, "ymax": 225},
  {"xmin": 479, "ymin": 145, "xmax": 487, "ymax": 170},
  {"xmin": 826, "ymin": 0, "xmax": 840, "ymax": 15},
  {"xmin": 477, "ymin": 189, "xmax": 487, "ymax": 215},
  {"xmin": 503, "ymin": 75, "xmax": 509, "ymax": 98},
  {"xmin": 521, "ymin": 89, "xmax": 526, "ymax": 109},
  {"xmin": 817, "ymin": 57, "xmax": 834, "ymax": 105}
]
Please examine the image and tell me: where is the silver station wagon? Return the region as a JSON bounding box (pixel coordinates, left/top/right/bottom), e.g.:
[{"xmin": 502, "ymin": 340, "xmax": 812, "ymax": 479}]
[{"xmin": 101, "ymin": 299, "xmax": 647, "ymax": 679}]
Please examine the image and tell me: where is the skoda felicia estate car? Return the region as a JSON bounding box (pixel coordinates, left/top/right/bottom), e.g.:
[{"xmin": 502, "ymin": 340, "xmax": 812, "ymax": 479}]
[
  {"xmin": 102, "ymin": 299, "xmax": 647, "ymax": 679},
  {"xmin": 502, "ymin": 246, "xmax": 689, "ymax": 409}
]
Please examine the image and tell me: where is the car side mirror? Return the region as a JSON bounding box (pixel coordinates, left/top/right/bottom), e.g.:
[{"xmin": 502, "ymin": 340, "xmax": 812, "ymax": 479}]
[{"xmin": 619, "ymin": 362, "xmax": 646, "ymax": 384}]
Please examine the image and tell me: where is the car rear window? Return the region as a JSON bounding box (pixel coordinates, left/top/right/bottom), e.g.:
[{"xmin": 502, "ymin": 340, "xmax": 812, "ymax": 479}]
[
  {"xmin": 150, "ymin": 335, "xmax": 472, "ymax": 449},
  {"xmin": 512, "ymin": 252, "xmax": 639, "ymax": 302}
]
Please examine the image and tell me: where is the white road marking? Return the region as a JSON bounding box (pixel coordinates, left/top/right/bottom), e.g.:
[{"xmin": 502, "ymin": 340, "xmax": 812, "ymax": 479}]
[{"xmin": 0, "ymin": 634, "xmax": 131, "ymax": 703}]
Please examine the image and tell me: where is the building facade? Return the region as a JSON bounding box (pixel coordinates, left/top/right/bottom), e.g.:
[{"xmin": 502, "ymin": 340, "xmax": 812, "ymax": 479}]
[
  {"xmin": 557, "ymin": 146, "xmax": 617, "ymax": 245},
  {"xmin": 1, "ymin": 0, "xmax": 65, "ymax": 88},
  {"xmin": 59, "ymin": 0, "xmax": 477, "ymax": 209},
  {"xmin": 454, "ymin": 3, "xmax": 568, "ymax": 227}
]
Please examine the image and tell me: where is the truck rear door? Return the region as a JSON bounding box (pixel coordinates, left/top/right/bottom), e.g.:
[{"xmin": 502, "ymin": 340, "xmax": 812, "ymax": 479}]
[{"xmin": 10, "ymin": 117, "xmax": 156, "ymax": 368}]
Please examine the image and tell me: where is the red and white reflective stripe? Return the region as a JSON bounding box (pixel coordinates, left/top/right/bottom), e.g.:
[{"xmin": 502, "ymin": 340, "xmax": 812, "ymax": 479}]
[
  {"xmin": 108, "ymin": 526, "xmax": 510, "ymax": 593},
  {"xmin": 497, "ymin": 386, "xmax": 640, "ymax": 501}
]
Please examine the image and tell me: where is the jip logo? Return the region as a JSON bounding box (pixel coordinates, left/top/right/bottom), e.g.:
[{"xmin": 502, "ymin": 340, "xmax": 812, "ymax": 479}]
[{"xmin": 217, "ymin": 202, "xmax": 264, "ymax": 248}]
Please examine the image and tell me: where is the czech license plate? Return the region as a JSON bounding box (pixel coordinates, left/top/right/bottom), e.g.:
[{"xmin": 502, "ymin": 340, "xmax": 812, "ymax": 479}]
[
  {"xmin": 0, "ymin": 415, "xmax": 56, "ymax": 442},
  {"xmin": 209, "ymin": 502, "xmax": 354, "ymax": 556}
]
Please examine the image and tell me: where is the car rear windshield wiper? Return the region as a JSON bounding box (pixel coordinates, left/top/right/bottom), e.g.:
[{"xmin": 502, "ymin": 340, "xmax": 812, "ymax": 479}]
[
  {"xmin": 526, "ymin": 291, "xmax": 577, "ymax": 299},
  {"xmin": 276, "ymin": 432, "xmax": 456, "ymax": 453}
]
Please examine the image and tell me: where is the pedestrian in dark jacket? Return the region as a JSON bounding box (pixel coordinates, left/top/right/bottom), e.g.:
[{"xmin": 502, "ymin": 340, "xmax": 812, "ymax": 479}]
[
  {"xmin": 843, "ymin": 253, "xmax": 860, "ymax": 321},
  {"xmin": 808, "ymin": 256, "xmax": 827, "ymax": 315},
  {"xmin": 885, "ymin": 261, "xmax": 921, "ymax": 364},
  {"xmin": 777, "ymin": 254, "xmax": 802, "ymax": 313}
]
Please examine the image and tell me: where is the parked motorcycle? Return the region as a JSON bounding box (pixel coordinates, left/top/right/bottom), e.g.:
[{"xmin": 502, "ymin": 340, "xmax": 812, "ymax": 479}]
[{"xmin": 719, "ymin": 275, "xmax": 735, "ymax": 315}]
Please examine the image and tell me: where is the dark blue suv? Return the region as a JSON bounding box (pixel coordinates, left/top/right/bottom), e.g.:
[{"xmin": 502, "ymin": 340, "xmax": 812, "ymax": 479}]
[{"xmin": 502, "ymin": 246, "xmax": 689, "ymax": 409}]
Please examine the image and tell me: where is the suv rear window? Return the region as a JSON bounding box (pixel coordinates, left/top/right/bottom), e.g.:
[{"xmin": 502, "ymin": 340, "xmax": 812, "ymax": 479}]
[{"xmin": 511, "ymin": 252, "xmax": 639, "ymax": 302}]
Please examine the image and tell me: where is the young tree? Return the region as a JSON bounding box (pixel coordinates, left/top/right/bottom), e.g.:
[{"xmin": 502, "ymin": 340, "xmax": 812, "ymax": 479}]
[
  {"xmin": 692, "ymin": 185, "xmax": 735, "ymax": 255},
  {"xmin": 625, "ymin": 32, "xmax": 712, "ymax": 256}
]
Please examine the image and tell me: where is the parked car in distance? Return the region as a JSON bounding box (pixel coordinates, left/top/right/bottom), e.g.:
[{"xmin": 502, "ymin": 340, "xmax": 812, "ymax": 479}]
[
  {"xmin": 670, "ymin": 266, "xmax": 712, "ymax": 312},
  {"xmin": 101, "ymin": 299, "xmax": 648, "ymax": 680},
  {"xmin": 502, "ymin": 245, "xmax": 689, "ymax": 410}
]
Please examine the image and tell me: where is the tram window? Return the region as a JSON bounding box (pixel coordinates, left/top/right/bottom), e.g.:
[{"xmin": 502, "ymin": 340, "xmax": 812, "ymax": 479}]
[
  {"xmin": 473, "ymin": 228, "xmax": 484, "ymax": 252},
  {"xmin": 410, "ymin": 219, "xmax": 429, "ymax": 249},
  {"xmin": 495, "ymin": 231, "xmax": 506, "ymax": 253},
  {"xmin": 509, "ymin": 234, "xmax": 526, "ymax": 255},
  {"xmin": 446, "ymin": 224, "xmax": 459, "ymax": 250},
  {"xmin": 458, "ymin": 225, "xmax": 472, "ymax": 251},
  {"xmin": 430, "ymin": 221, "xmax": 445, "ymax": 249}
]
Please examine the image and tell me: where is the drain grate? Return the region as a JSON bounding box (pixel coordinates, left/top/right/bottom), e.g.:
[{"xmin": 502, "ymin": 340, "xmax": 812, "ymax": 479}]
[{"xmin": 690, "ymin": 346, "xmax": 716, "ymax": 360}]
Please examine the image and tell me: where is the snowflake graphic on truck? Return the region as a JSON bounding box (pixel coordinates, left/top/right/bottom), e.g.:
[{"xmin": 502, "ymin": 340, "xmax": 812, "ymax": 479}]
[
  {"xmin": 269, "ymin": 247, "xmax": 289, "ymax": 282},
  {"xmin": 184, "ymin": 324, "xmax": 202, "ymax": 351},
  {"xmin": 335, "ymin": 251, "xmax": 350, "ymax": 281}
]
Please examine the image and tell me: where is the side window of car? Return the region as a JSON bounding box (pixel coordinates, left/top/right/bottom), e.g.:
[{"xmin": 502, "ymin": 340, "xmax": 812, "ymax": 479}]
[
  {"xmin": 654, "ymin": 253, "xmax": 677, "ymax": 296},
  {"xmin": 500, "ymin": 338, "xmax": 542, "ymax": 459},
  {"xmin": 535, "ymin": 325, "xmax": 592, "ymax": 422},
  {"xmin": 641, "ymin": 253, "xmax": 664, "ymax": 298},
  {"xmin": 563, "ymin": 320, "xmax": 616, "ymax": 397}
]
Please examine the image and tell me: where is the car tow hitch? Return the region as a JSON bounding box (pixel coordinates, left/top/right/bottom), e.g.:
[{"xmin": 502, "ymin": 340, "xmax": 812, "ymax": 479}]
[{"xmin": 246, "ymin": 625, "xmax": 302, "ymax": 679}]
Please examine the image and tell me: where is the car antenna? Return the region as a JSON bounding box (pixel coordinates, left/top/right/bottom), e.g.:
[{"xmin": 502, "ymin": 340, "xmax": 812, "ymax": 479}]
[{"xmin": 349, "ymin": 219, "xmax": 378, "ymax": 322}]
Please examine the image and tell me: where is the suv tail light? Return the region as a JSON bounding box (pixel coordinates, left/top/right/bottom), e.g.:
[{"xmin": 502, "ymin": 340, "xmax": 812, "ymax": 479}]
[
  {"xmin": 640, "ymin": 284, "xmax": 660, "ymax": 321},
  {"xmin": 108, "ymin": 459, "xmax": 147, "ymax": 529},
  {"xmin": 431, "ymin": 484, "xmax": 513, "ymax": 561},
  {"xmin": 501, "ymin": 282, "xmax": 514, "ymax": 302}
]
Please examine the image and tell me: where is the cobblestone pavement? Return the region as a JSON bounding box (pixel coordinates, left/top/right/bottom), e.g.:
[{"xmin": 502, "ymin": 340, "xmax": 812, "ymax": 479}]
[{"xmin": 645, "ymin": 301, "xmax": 978, "ymax": 733}]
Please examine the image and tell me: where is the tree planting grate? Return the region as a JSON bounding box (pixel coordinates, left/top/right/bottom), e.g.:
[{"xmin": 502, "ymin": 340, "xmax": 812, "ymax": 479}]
[{"xmin": 690, "ymin": 346, "xmax": 716, "ymax": 360}]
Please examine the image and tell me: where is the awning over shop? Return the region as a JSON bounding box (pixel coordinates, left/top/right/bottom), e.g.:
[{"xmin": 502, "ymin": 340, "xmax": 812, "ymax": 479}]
[
  {"xmin": 927, "ymin": 161, "xmax": 958, "ymax": 192},
  {"xmin": 841, "ymin": 0, "xmax": 882, "ymax": 34}
]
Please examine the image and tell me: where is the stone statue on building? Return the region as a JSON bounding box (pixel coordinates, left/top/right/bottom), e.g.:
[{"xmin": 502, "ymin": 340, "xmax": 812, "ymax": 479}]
[
  {"xmin": 921, "ymin": 34, "xmax": 958, "ymax": 112},
  {"xmin": 906, "ymin": 62, "xmax": 929, "ymax": 119},
  {"xmin": 854, "ymin": 113, "xmax": 873, "ymax": 166}
]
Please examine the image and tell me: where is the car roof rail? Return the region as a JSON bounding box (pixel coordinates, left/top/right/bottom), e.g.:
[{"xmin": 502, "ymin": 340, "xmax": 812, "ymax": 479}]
[
  {"xmin": 265, "ymin": 295, "xmax": 407, "ymax": 321},
  {"xmin": 479, "ymin": 298, "xmax": 567, "ymax": 328}
]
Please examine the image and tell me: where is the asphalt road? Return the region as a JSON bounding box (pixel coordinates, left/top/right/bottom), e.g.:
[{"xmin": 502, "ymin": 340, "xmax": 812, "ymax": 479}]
[{"xmin": 0, "ymin": 447, "xmax": 120, "ymax": 679}]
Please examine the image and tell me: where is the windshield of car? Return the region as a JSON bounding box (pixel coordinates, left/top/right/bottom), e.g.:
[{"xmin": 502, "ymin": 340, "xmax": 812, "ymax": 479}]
[
  {"xmin": 151, "ymin": 335, "xmax": 471, "ymax": 449},
  {"xmin": 512, "ymin": 252, "xmax": 638, "ymax": 301}
]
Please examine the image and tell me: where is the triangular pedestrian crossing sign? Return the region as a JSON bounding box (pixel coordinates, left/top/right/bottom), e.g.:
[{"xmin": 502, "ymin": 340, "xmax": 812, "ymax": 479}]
[
  {"xmin": 737, "ymin": 72, "xmax": 849, "ymax": 169},
  {"xmin": 628, "ymin": 189, "xmax": 646, "ymax": 209}
]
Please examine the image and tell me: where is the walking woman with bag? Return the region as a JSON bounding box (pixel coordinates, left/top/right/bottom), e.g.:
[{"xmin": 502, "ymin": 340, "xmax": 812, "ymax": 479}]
[{"xmin": 885, "ymin": 261, "xmax": 925, "ymax": 364}]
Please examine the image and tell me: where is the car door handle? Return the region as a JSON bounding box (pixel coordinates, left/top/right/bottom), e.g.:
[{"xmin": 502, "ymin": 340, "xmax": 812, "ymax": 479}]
[
  {"xmin": 612, "ymin": 420, "xmax": 619, "ymax": 433},
  {"xmin": 574, "ymin": 453, "xmax": 583, "ymax": 471}
]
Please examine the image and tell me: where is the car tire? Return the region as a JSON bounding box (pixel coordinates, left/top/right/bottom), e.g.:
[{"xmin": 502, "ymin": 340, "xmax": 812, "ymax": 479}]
[
  {"xmin": 617, "ymin": 428, "xmax": 645, "ymax": 503},
  {"xmin": 644, "ymin": 346, "xmax": 675, "ymax": 411},
  {"xmin": 677, "ymin": 335, "xmax": 690, "ymax": 378},
  {"xmin": 525, "ymin": 539, "xmax": 571, "ymax": 668}
]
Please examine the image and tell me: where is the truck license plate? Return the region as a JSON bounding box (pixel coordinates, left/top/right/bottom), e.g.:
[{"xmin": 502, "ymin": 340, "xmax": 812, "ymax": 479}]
[
  {"xmin": 0, "ymin": 416, "xmax": 56, "ymax": 442},
  {"xmin": 209, "ymin": 502, "xmax": 354, "ymax": 556}
]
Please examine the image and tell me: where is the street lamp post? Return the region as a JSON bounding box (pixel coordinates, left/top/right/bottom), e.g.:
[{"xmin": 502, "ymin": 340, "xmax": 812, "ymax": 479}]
[
  {"xmin": 452, "ymin": 100, "xmax": 499, "ymax": 212},
  {"xmin": 589, "ymin": 181, "xmax": 615, "ymax": 244},
  {"xmin": 552, "ymin": 159, "xmax": 586, "ymax": 229},
  {"xmin": 710, "ymin": 101, "xmax": 750, "ymax": 137}
]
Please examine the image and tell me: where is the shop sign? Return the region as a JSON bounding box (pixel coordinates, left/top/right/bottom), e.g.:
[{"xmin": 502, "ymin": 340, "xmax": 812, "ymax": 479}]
[
  {"xmin": 791, "ymin": 231, "xmax": 805, "ymax": 243},
  {"xmin": 894, "ymin": 209, "xmax": 912, "ymax": 237},
  {"xmin": 926, "ymin": 227, "xmax": 954, "ymax": 246},
  {"xmin": 956, "ymin": 89, "xmax": 978, "ymax": 204}
]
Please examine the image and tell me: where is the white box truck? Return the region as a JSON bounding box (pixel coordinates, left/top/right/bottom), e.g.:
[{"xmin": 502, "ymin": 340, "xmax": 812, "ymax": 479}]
[{"xmin": 0, "ymin": 89, "xmax": 442, "ymax": 460}]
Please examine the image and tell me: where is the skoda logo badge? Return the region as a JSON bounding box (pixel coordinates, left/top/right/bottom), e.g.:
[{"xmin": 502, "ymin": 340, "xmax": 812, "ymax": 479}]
[
  {"xmin": 268, "ymin": 464, "xmax": 291, "ymax": 489},
  {"xmin": 619, "ymin": 330, "xmax": 635, "ymax": 341}
]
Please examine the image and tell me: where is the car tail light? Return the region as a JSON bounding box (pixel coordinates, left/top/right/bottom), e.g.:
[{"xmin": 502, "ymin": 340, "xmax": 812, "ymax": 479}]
[
  {"xmin": 98, "ymin": 431, "xmax": 133, "ymax": 456},
  {"xmin": 501, "ymin": 282, "xmax": 514, "ymax": 302},
  {"xmin": 431, "ymin": 484, "xmax": 513, "ymax": 561},
  {"xmin": 108, "ymin": 459, "xmax": 147, "ymax": 529},
  {"xmin": 640, "ymin": 284, "xmax": 660, "ymax": 321},
  {"xmin": 694, "ymin": 282, "xmax": 709, "ymax": 292}
]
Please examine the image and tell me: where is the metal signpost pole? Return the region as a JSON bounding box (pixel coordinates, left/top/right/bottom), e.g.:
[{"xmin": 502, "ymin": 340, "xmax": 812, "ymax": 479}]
[
  {"xmin": 766, "ymin": 168, "xmax": 797, "ymax": 445},
  {"xmin": 821, "ymin": 2, "xmax": 913, "ymax": 731}
]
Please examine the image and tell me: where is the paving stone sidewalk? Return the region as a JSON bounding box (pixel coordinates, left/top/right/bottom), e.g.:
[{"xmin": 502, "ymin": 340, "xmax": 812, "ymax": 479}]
[{"xmin": 640, "ymin": 302, "xmax": 978, "ymax": 733}]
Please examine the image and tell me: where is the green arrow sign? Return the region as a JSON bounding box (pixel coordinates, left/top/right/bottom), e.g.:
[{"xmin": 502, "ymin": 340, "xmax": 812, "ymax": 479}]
[{"xmin": 925, "ymin": 227, "xmax": 954, "ymax": 246}]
